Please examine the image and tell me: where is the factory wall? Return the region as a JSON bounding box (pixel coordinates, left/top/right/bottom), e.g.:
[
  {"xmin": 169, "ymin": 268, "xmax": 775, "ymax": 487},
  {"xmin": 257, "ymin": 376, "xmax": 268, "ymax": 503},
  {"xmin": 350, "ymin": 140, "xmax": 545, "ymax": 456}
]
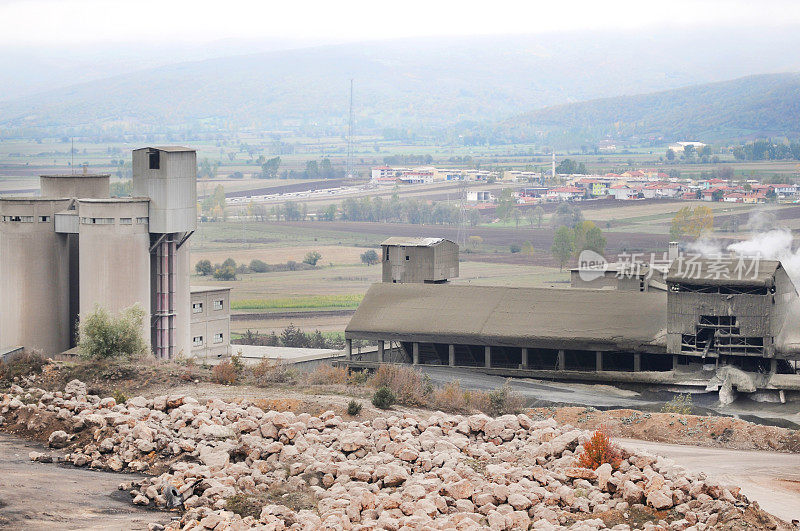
[
  {"xmin": 40, "ymin": 174, "xmax": 110, "ymax": 199},
  {"xmin": 190, "ymin": 287, "xmax": 230, "ymax": 358},
  {"xmin": 77, "ymin": 199, "xmax": 151, "ymax": 344},
  {"xmin": 0, "ymin": 198, "xmax": 72, "ymax": 354},
  {"xmin": 132, "ymin": 148, "xmax": 197, "ymax": 234}
]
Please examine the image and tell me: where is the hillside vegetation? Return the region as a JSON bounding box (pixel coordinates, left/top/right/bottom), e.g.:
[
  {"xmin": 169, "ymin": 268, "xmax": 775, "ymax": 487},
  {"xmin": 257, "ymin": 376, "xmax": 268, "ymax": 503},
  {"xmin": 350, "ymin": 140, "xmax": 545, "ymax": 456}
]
[
  {"xmin": 4, "ymin": 29, "xmax": 800, "ymax": 139},
  {"xmin": 501, "ymin": 73, "xmax": 800, "ymax": 143}
]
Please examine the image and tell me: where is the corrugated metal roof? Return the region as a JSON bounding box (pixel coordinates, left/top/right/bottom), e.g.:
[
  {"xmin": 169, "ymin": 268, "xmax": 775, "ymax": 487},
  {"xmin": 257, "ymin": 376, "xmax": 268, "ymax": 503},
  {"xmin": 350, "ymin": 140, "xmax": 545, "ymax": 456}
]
[
  {"xmin": 665, "ymin": 257, "xmax": 780, "ymax": 287},
  {"xmin": 346, "ymin": 283, "xmax": 667, "ymax": 352},
  {"xmin": 381, "ymin": 237, "xmax": 450, "ymax": 247}
]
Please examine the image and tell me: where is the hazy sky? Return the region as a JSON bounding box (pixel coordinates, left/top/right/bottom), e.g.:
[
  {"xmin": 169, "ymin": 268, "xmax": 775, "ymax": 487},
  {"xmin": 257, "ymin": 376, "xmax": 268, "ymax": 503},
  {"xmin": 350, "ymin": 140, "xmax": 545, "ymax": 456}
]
[{"xmin": 1, "ymin": 0, "xmax": 799, "ymax": 45}]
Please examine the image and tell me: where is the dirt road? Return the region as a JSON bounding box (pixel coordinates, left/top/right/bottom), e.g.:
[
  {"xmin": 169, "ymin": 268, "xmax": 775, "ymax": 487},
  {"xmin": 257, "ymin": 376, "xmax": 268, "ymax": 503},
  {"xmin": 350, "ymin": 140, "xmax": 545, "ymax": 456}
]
[
  {"xmin": 620, "ymin": 438, "xmax": 800, "ymax": 524},
  {"xmin": 0, "ymin": 435, "xmax": 168, "ymax": 530}
]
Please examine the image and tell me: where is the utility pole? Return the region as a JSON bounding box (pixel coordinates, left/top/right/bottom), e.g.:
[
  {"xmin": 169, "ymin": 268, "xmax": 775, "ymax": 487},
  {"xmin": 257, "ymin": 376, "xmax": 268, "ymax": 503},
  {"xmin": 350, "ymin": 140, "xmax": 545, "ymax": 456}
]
[
  {"xmin": 346, "ymin": 79, "xmax": 355, "ymax": 179},
  {"xmin": 456, "ymin": 180, "xmax": 469, "ymax": 248}
]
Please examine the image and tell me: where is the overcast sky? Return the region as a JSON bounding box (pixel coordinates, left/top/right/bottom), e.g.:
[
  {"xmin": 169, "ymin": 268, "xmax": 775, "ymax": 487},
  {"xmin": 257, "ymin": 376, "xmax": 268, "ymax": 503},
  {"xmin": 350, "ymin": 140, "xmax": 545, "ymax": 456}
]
[{"xmin": 1, "ymin": 0, "xmax": 799, "ymax": 46}]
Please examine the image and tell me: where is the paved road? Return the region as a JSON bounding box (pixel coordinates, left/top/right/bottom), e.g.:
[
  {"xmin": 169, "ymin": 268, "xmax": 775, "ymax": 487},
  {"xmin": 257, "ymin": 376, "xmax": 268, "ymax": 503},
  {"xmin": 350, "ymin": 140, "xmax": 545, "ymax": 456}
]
[
  {"xmin": 620, "ymin": 438, "xmax": 800, "ymax": 524},
  {"xmin": 0, "ymin": 435, "xmax": 169, "ymax": 530},
  {"xmin": 418, "ymin": 365, "xmax": 800, "ymax": 427}
]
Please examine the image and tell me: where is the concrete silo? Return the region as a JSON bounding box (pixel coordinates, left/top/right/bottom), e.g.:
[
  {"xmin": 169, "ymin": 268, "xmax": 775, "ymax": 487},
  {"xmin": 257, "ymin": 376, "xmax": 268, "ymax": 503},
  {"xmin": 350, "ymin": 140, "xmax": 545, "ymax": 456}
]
[
  {"xmin": 0, "ymin": 198, "xmax": 72, "ymax": 354},
  {"xmin": 132, "ymin": 147, "xmax": 197, "ymax": 359},
  {"xmin": 77, "ymin": 198, "xmax": 151, "ymax": 344},
  {"xmin": 40, "ymin": 173, "xmax": 109, "ymax": 199}
]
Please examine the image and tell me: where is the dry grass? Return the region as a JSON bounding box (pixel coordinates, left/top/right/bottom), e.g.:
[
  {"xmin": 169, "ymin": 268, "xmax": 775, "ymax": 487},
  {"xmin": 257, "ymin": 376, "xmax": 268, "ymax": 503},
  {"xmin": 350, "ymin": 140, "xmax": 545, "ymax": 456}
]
[
  {"xmin": 368, "ymin": 365, "xmax": 430, "ymax": 407},
  {"xmin": 211, "ymin": 360, "xmax": 239, "ymax": 385},
  {"xmin": 431, "ymin": 380, "xmax": 472, "ymax": 413},
  {"xmin": 303, "ymin": 364, "xmax": 349, "ymax": 385},
  {"xmin": 250, "ymin": 358, "xmax": 298, "ymax": 385}
]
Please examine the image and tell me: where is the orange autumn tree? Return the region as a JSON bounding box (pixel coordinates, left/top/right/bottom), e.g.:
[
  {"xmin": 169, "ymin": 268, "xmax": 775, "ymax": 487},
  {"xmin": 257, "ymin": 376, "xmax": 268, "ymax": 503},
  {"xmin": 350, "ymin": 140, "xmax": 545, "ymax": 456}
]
[{"xmin": 577, "ymin": 428, "xmax": 622, "ymax": 470}]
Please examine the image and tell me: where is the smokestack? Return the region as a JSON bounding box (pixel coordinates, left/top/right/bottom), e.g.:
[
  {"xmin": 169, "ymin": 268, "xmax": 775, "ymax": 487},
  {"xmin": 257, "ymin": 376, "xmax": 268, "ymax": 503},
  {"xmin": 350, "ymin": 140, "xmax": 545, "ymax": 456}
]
[{"xmin": 668, "ymin": 241, "xmax": 679, "ymax": 262}]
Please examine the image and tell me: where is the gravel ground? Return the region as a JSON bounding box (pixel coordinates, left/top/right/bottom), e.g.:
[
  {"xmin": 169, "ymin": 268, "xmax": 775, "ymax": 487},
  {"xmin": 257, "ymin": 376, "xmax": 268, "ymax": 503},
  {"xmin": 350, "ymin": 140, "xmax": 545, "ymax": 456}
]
[{"xmin": 0, "ymin": 434, "xmax": 170, "ymax": 530}]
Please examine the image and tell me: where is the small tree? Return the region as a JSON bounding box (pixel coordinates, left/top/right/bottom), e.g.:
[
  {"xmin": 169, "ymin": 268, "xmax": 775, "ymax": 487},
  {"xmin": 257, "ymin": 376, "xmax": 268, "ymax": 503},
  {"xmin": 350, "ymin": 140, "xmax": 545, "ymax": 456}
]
[
  {"xmin": 249, "ymin": 259, "xmax": 269, "ymax": 273},
  {"xmin": 551, "ymin": 226, "xmax": 575, "ymax": 271},
  {"xmin": 78, "ymin": 304, "xmax": 147, "ymax": 359},
  {"xmin": 195, "ymin": 259, "xmax": 212, "ymax": 276},
  {"xmin": 468, "ymin": 235, "xmax": 483, "ymax": 249},
  {"xmin": 222, "ymin": 257, "xmax": 237, "ymax": 269},
  {"xmin": 534, "ymin": 206, "xmax": 545, "ymax": 228},
  {"xmin": 360, "ymin": 249, "xmax": 379, "ymax": 265},
  {"xmin": 303, "ymin": 250, "xmax": 322, "ymax": 266},
  {"xmin": 213, "ymin": 264, "xmax": 237, "ymax": 280}
]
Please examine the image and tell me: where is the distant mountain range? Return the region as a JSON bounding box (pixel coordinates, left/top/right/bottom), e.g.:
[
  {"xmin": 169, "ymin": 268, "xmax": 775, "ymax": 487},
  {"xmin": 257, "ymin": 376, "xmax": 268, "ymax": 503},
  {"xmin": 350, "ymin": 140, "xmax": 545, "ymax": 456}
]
[
  {"xmin": 499, "ymin": 73, "xmax": 800, "ymax": 143},
  {"xmin": 2, "ymin": 28, "xmax": 800, "ymax": 139}
]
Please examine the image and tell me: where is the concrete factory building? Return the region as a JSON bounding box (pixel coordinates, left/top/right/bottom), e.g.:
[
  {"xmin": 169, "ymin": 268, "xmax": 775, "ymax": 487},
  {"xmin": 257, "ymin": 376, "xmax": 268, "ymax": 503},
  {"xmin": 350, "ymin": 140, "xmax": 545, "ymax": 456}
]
[
  {"xmin": 346, "ymin": 241, "xmax": 800, "ymax": 394},
  {"xmin": 381, "ymin": 237, "xmax": 458, "ymax": 284},
  {"xmin": 0, "ymin": 147, "xmax": 230, "ymax": 360}
]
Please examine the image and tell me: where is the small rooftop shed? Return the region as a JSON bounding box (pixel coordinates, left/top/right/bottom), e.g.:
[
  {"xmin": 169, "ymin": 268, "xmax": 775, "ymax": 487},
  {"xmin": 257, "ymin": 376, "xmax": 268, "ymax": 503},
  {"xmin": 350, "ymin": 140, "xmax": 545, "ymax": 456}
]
[{"xmin": 381, "ymin": 237, "xmax": 458, "ymax": 284}]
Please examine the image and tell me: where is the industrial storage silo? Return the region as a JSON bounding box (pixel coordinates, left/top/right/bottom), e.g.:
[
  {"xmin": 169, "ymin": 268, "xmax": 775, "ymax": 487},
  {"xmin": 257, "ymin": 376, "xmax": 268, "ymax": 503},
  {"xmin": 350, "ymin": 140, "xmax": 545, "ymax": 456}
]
[
  {"xmin": 77, "ymin": 198, "xmax": 151, "ymax": 344},
  {"xmin": 132, "ymin": 146, "xmax": 197, "ymax": 359},
  {"xmin": 40, "ymin": 173, "xmax": 110, "ymax": 199},
  {"xmin": 0, "ymin": 198, "xmax": 72, "ymax": 354}
]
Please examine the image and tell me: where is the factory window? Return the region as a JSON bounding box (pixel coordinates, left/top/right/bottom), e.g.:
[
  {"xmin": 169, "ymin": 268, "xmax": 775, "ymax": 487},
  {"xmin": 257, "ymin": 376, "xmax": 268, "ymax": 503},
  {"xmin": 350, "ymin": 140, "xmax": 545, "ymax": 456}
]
[
  {"xmin": 120, "ymin": 217, "xmax": 132, "ymax": 225},
  {"xmin": 405, "ymin": 255, "xmax": 410, "ymax": 260},
  {"xmin": 385, "ymin": 248, "xmax": 390, "ymax": 260},
  {"xmin": 192, "ymin": 336, "xmax": 203, "ymax": 347},
  {"xmin": 5, "ymin": 215, "xmax": 34, "ymax": 222},
  {"xmin": 213, "ymin": 299, "xmax": 224, "ymax": 310},
  {"xmin": 80, "ymin": 217, "xmax": 114, "ymax": 225},
  {"xmin": 38, "ymin": 216, "xmax": 51, "ymax": 223},
  {"xmin": 148, "ymin": 150, "xmax": 160, "ymax": 170},
  {"xmin": 192, "ymin": 302, "xmax": 203, "ymax": 314},
  {"xmin": 136, "ymin": 217, "xmax": 148, "ymax": 224},
  {"xmin": 213, "ymin": 333, "xmax": 223, "ymax": 344}
]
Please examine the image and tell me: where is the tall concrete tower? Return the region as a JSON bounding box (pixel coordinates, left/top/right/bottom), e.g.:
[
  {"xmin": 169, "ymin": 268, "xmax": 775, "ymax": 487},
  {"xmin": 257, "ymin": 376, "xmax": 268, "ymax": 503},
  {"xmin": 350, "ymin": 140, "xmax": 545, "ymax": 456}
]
[{"xmin": 132, "ymin": 147, "xmax": 197, "ymax": 359}]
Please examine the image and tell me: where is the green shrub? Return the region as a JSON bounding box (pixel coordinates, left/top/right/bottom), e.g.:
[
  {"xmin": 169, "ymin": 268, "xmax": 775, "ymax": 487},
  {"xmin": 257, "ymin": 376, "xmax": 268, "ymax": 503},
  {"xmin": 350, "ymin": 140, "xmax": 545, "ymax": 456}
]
[
  {"xmin": 510, "ymin": 243, "xmax": 522, "ymax": 253},
  {"xmin": 111, "ymin": 389, "xmax": 128, "ymax": 404},
  {"xmin": 372, "ymin": 387, "xmax": 396, "ymax": 409},
  {"xmin": 662, "ymin": 393, "xmax": 693, "ymax": 415},
  {"xmin": 78, "ymin": 304, "xmax": 147, "ymax": 359},
  {"xmin": 347, "ymin": 399, "xmax": 363, "ymax": 416}
]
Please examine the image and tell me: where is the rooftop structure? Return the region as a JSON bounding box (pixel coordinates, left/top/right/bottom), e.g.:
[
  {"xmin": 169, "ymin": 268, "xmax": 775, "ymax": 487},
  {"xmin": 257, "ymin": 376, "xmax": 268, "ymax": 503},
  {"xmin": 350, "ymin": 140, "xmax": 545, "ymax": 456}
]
[{"xmin": 381, "ymin": 237, "xmax": 458, "ymax": 284}]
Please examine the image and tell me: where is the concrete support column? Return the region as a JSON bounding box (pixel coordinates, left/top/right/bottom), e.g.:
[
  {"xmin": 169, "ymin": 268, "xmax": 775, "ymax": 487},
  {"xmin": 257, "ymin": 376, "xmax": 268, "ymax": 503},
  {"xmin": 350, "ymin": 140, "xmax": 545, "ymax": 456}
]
[
  {"xmin": 557, "ymin": 350, "xmax": 565, "ymax": 371},
  {"xmin": 770, "ymin": 358, "xmax": 777, "ymax": 374},
  {"xmin": 378, "ymin": 340, "xmax": 385, "ymax": 363},
  {"xmin": 448, "ymin": 344, "xmax": 455, "ymax": 367},
  {"xmin": 672, "ymin": 355, "xmax": 679, "ymax": 371},
  {"xmin": 521, "ymin": 348, "xmax": 529, "ymax": 369},
  {"xmin": 485, "ymin": 346, "xmax": 492, "ymax": 368},
  {"xmin": 345, "ymin": 339, "xmax": 352, "ymax": 360},
  {"xmin": 633, "ymin": 353, "xmax": 641, "ymax": 372},
  {"xmin": 412, "ymin": 342, "xmax": 419, "ymax": 365},
  {"xmin": 595, "ymin": 351, "xmax": 603, "ymax": 372}
]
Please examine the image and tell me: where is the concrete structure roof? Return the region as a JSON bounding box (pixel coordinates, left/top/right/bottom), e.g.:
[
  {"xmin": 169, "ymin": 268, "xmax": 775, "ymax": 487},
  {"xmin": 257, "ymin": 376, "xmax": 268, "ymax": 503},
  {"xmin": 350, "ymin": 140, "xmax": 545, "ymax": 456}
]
[
  {"xmin": 665, "ymin": 257, "xmax": 781, "ymax": 287},
  {"xmin": 133, "ymin": 146, "xmax": 194, "ymax": 152},
  {"xmin": 39, "ymin": 174, "xmax": 111, "ymax": 178},
  {"xmin": 190, "ymin": 285, "xmax": 232, "ymax": 294},
  {"xmin": 381, "ymin": 237, "xmax": 449, "ymax": 247},
  {"xmin": 346, "ymin": 283, "xmax": 667, "ymax": 353}
]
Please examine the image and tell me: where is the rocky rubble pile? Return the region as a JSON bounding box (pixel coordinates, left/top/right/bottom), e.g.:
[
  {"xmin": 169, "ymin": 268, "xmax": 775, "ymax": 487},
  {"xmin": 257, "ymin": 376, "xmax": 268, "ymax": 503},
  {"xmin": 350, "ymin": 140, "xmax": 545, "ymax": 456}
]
[{"xmin": 0, "ymin": 380, "xmax": 782, "ymax": 530}]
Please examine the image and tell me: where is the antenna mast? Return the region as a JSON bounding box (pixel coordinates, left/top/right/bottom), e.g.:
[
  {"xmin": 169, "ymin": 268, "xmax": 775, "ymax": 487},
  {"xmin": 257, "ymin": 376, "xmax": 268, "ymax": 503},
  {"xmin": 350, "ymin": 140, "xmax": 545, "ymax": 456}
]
[{"xmin": 346, "ymin": 79, "xmax": 355, "ymax": 178}]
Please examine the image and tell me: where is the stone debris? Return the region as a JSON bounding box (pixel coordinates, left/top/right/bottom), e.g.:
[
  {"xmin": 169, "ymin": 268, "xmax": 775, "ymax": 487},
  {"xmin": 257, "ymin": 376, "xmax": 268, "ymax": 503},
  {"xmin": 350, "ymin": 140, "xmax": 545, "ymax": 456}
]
[{"xmin": 0, "ymin": 381, "xmax": 782, "ymax": 530}]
